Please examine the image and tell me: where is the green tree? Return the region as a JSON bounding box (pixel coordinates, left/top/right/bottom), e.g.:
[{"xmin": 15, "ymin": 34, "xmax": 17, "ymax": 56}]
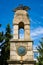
[
  {"xmin": 1, "ymin": 24, "xmax": 12, "ymax": 65},
  {"xmin": 37, "ymin": 38, "xmax": 43, "ymax": 65},
  {"xmin": 4, "ymin": 24, "xmax": 12, "ymax": 60},
  {"xmin": 0, "ymin": 32, "xmax": 4, "ymax": 42},
  {"xmin": 0, "ymin": 24, "xmax": 4, "ymax": 42},
  {"xmin": 0, "ymin": 24, "xmax": 4, "ymax": 65}
]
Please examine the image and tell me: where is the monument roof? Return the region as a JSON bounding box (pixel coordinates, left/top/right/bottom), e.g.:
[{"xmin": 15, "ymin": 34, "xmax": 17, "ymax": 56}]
[{"xmin": 13, "ymin": 5, "xmax": 30, "ymax": 12}]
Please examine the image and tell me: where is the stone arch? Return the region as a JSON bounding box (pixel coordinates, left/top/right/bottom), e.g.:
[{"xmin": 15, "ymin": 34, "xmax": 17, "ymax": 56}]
[
  {"xmin": 18, "ymin": 22, "xmax": 24, "ymax": 39},
  {"xmin": 19, "ymin": 22, "xmax": 24, "ymax": 29}
]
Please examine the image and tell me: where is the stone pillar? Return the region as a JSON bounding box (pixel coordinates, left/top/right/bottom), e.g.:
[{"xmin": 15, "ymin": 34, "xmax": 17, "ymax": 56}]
[
  {"xmin": 24, "ymin": 24, "xmax": 30, "ymax": 40},
  {"xmin": 13, "ymin": 25, "xmax": 18, "ymax": 39}
]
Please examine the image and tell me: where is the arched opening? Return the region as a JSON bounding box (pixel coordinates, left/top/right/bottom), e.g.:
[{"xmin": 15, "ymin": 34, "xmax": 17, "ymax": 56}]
[{"xmin": 18, "ymin": 22, "xmax": 24, "ymax": 39}]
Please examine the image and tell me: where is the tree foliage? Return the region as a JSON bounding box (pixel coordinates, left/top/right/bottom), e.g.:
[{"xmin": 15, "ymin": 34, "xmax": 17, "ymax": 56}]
[
  {"xmin": 37, "ymin": 38, "xmax": 43, "ymax": 65},
  {"xmin": 0, "ymin": 24, "xmax": 12, "ymax": 65},
  {"xmin": 0, "ymin": 24, "xmax": 4, "ymax": 65},
  {"xmin": 4, "ymin": 24, "xmax": 12, "ymax": 59},
  {"xmin": 0, "ymin": 32, "xmax": 4, "ymax": 42}
]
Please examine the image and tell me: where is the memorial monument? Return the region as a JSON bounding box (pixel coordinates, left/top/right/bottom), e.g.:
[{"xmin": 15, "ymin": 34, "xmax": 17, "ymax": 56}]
[{"xmin": 8, "ymin": 5, "xmax": 36, "ymax": 65}]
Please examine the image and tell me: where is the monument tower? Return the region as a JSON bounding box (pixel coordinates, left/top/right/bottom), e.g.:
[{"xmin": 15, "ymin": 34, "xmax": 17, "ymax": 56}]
[{"xmin": 8, "ymin": 5, "xmax": 35, "ymax": 65}]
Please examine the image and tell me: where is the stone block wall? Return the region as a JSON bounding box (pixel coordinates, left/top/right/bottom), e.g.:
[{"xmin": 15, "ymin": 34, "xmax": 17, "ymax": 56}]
[
  {"xmin": 10, "ymin": 41, "xmax": 34, "ymax": 61},
  {"xmin": 13, "ymin": 25, "xmax": 18, "ymax": 39}
]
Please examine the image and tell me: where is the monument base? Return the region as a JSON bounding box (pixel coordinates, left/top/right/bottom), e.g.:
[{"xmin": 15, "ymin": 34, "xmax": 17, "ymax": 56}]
[{"xmin": 7, "ymin": 60, "xmax": 36, "ymax": 65}]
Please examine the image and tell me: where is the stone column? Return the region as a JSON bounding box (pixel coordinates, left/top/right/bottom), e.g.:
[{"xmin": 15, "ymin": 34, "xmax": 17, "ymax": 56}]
[
  {"xmin": 24, "ymin": 24, "xmax": 30, "ymax": 40},
  {"xmin": 13, "ymin": 25, "xmax": 18, "ymax": 39}
]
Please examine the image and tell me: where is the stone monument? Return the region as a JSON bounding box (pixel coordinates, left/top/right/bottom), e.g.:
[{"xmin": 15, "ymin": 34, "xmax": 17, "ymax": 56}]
[{"xmin": 8, "ymin": 5, "xmax": 36, "ymax": 65}]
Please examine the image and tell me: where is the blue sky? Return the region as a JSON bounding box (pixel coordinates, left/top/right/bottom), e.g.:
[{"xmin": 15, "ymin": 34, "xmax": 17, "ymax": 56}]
[{"xmin": 0, "ymin": 0, "xmax": 43, "ymax": 49}]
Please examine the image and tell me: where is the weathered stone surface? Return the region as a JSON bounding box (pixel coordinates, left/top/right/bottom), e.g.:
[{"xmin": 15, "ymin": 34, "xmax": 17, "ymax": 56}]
[
  {"xmin": 27, "ymin": 42, "xmax": 33, "ymax": 50},
  {"xmin": 8, "ymin": 9, "xmax": 35, "ymax": 65},
  {"xmin": 10, "ymin": 46, "xmax": 16, "ymax": 51},
  {"xmin": 13, "ymin": 10, "xmax": 30, "ymax": 25},
  {"xmin": 13, "ymin": 30, "xmax": 18, "ymax": 34},
  {"xmin": 13, "ymin": 25, "xmax": 18, "ymax": 30},
  {"xmin": 13, "ymin": 34, "xmax": 18, "ymax": 39},
  {"xmin": 24, "ymin": 25, "xmax": 30, "ymax": 30},
  {"xmin": 10, "ymin": 55, "xmax": 17, "ymax": 60},
  {"xmin": 10, "ymin": 42, "xmax": 33, "ymax": 61},
  {"xmin": 10, "ymin": 51, "xmax": 17, "ymax": 56}
]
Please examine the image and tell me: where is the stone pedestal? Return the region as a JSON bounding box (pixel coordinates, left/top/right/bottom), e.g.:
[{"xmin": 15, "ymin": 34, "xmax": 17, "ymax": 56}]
[{"xmin": 7, "ymin": 39, "xmax": 36, "ymax": 65}]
